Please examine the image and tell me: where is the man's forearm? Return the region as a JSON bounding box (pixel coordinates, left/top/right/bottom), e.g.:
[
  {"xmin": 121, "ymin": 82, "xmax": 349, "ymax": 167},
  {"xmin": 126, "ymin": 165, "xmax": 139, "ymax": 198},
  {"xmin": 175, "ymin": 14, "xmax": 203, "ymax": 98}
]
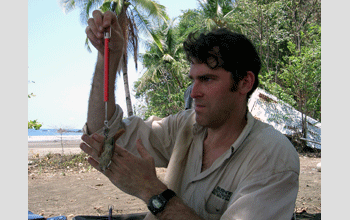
[
  {"xmin": 156, "ymin": 196, "xmax": 204, "ymax": 220},
  {"xmin": 87, "ymin": 51, "xmax": 122, "ymax": 134}
]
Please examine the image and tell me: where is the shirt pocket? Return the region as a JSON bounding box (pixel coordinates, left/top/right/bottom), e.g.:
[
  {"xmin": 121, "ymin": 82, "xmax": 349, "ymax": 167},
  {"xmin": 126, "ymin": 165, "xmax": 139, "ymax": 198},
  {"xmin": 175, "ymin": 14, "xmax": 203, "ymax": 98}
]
[{"xmin": 205, "ymin": 187, "xmax": 231, "ymax": 215}]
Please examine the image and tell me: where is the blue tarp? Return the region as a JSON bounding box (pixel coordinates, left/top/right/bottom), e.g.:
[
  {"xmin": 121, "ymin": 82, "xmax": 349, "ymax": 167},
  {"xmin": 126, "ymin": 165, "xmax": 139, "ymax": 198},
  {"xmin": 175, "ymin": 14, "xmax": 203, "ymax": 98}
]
[{"xmin": 28, "ymin": 211, "xmax": 67, "ymax": 220}]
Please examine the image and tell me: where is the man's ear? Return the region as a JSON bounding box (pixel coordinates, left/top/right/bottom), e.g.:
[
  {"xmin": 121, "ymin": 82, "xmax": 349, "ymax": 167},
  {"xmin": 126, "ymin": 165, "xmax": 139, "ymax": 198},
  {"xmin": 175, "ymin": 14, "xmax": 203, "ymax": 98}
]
[{"xmin": 238, "ymin": 71, "xmax": 255, "ymax": 95}]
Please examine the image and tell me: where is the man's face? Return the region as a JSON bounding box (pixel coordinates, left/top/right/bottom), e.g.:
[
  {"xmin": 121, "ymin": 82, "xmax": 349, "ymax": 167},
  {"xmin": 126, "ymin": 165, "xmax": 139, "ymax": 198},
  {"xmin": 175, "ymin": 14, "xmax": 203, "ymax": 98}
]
[{"xmin": 189, "ymin": 61, "xmax": 242, "ymax": 128}]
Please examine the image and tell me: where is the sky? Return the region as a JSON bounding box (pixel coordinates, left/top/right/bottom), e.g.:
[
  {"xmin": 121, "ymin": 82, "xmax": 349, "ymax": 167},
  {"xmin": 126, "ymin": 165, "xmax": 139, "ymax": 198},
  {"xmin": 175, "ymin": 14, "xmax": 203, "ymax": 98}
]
[
  {"xmin": 5, "ymin": 1, "xmax": 350, "ymax": 218},
  {"xmin": 28, "ymin": 0, "xmax": 198, "ymax": 129}
]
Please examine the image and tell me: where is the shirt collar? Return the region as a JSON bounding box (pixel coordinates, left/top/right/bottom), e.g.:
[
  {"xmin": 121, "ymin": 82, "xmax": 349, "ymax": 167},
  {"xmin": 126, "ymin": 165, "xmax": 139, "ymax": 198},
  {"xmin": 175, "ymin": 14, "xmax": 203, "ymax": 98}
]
[
  {"xmin": 192, "ymin": 122, "xmax": 205, "ymax": 135},
  {"xmin": 192, "ymin": 112, "xmax": 256, "ymax": 155},
  {"xmin": 230, "ymin": 112, "xmax": 255, "ymax": 154}
]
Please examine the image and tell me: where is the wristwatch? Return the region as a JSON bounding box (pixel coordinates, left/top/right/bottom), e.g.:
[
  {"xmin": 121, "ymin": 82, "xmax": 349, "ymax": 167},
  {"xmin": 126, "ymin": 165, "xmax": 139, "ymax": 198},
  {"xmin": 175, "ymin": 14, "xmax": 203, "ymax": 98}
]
[{"xmin": 147, "ymin": 189, "xmax": 176, "ymax": 215}]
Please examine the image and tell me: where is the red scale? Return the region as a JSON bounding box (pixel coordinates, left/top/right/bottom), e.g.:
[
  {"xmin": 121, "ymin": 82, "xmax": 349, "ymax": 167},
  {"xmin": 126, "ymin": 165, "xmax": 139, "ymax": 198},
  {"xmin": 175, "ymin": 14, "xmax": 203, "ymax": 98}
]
[{"xmin": 103, "ymin": 29, "xmax": 111, "ymax": 139}]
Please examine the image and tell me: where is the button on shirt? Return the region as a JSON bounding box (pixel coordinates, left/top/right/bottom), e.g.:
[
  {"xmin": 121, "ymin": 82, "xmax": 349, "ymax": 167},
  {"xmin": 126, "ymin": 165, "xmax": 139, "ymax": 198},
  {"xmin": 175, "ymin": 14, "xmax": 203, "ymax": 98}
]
[
  {"xmin": 178, "ymin": 116, "xmax": 300, "ymax": 220},
  {"xmin": 83, "ymin": 105, "xmax": 300, "ymax": 220},
  {"xmin": 180, "ymin": 126, "xmax": 237, "ymax": 219}
]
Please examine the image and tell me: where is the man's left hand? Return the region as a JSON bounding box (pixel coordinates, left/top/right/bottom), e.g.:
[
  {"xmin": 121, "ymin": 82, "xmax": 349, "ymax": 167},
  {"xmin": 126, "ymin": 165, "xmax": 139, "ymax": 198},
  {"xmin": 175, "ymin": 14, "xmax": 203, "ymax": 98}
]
[{"xmin": 80, "ymin": 134, "xmax": 167, "ymax": 203}]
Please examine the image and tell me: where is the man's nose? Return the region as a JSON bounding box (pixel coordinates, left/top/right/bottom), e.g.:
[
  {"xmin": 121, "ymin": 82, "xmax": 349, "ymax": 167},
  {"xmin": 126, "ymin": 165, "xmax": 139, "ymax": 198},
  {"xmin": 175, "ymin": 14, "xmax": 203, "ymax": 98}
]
[{"xmin": 190, "ymin": 81, "xmax": 203, "ymax": 99}]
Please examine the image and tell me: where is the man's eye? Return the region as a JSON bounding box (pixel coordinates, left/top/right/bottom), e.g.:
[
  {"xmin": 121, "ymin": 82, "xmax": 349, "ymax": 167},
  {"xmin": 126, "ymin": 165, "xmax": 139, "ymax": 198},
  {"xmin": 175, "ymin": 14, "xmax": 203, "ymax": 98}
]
[{"xmin": 200, "ymin": 76, "xmax": 211, "ymax": 82}]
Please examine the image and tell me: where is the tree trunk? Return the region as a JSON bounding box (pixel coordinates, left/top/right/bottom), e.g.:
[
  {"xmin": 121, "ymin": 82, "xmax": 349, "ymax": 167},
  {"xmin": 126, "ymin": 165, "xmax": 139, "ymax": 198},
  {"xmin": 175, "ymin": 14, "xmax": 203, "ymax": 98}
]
[
  {"xmin": 301, "ymin": 112, "xmax": 308, "ymax": 148},
  {"xmin": 299, "ymin": 90, "xmax": 308, "ymax": 148},
  {"xmin": 122, "ymin": 59, "xmax": 133, "ymax": 117}
]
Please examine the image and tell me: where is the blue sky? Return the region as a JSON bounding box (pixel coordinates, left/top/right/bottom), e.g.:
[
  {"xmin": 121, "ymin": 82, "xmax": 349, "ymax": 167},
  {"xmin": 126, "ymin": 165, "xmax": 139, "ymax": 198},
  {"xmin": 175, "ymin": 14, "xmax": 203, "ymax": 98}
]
[
  {"xmin": 5, "ymin": 1, "xmax": 349, "ymax": 218},
  {"xmin": 28, "ymin": 0, "xmax": 198, "ymax": 129}
]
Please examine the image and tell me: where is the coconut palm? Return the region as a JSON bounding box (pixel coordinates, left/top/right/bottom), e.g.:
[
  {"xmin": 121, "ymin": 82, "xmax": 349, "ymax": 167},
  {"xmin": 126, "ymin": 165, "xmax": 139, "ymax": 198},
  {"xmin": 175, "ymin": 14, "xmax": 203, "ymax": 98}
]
[
  {"xmin": 135, "ymin": 21, "xmax": 191, "ymax": 118},
  {"xmin": 179, "ymin": 0, "xmax": 236, "ymax": 33},
  {"xmin": 138, "ymin": 21, "xmax": 187, "ymax": 90},
  {"xmin": 60, "ymin": 0, "xmax": 169, "ymax": 117}
]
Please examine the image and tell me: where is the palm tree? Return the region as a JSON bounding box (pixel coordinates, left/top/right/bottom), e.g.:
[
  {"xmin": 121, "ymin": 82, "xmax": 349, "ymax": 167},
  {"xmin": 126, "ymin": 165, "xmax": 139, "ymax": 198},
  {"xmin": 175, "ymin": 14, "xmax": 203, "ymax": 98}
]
[
  {"xmin": 60, "ymin": 0, "xmax": 169, "ymax": 117},
  {"xmin": 179, "ymin": 0, "xmax": 236, "ymax": 33},
  {"xmin": 135, "ymin": 21, "xmax": 191, "ymax": 118},
  {"xmin": 138, "ymin": 21, "xmax": 187, "ymax": 89}
]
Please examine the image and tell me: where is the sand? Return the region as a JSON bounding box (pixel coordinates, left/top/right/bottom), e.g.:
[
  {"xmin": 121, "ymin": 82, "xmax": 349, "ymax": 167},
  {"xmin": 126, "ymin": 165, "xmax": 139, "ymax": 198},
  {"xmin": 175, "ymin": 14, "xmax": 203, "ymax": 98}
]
[{"xmin": 28, "ymin": 140, "xmax": 321, "ymax": 220}]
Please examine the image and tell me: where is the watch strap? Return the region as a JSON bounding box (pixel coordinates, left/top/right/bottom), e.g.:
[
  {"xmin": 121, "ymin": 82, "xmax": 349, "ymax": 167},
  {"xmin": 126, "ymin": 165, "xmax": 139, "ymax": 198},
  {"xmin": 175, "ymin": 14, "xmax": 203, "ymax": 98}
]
[
  {"xmin": 160, "ymin": 189, "xmax": 176, "ymax": 201},
  {"xmin": 148, "ymin": 189, "xmax": 176, "ymax": 215}
]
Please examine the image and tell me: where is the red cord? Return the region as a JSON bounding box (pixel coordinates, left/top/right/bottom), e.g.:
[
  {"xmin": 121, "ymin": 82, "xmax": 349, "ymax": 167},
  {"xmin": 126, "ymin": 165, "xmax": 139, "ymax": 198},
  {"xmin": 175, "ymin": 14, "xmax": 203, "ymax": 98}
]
[{"xmin": 104, "ymin": 37, "xmax": 110, "ymax": 102}]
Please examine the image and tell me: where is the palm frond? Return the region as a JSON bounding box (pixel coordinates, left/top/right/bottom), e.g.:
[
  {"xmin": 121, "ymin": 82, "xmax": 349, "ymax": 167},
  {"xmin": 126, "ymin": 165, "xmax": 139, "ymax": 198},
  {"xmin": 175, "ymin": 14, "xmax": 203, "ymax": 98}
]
[
  {"xmin": 126, "ymin": 9, "xmax": 139, "ymax": 69},
  {"xmin": 80, "ymin": 0, "xmax": 103, "ymax": 25},
  {"xmin": 131, "ymin": 0, "xmax": 169, "ymax": 21},
  {"xmin": 198, "ymin": 0, "xmax": 219, "ymax": 18},
  {"xmin": 59, "ymin": 0, "xmax": 77, "ymax": 14},
  {"xmin": 162, "ymin": 54, "xmax": 175, "ymax": 63},
  {"xmin": 132, "ymin": 6, "xmax": 164, "ymax": 53},
  {"xmin": 85, "ymin": 36, "xmax": 93, "ymax": 53},
  {"xmin": 223, "ymin": 8, "xmax": 235, "ymax": 19},
  {"xmin": 220, "ymin": 0, "xmax": 234, "ymax": 16}
]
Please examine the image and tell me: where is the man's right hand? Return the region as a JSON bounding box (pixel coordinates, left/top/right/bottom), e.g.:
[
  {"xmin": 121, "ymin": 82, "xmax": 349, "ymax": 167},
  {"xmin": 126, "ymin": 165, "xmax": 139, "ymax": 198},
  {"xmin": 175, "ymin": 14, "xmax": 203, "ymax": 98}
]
[{"xmin": 85, "ymin": 10, "xmax": 124, "ymax": 56}]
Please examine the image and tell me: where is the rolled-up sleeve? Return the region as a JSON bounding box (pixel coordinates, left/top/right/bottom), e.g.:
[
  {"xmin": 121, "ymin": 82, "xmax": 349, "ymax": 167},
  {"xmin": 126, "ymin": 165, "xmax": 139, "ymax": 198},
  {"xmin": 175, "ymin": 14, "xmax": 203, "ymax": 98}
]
[{"xmin": 83, "ymin": 104, "xmax": 192, "ymax": 167}]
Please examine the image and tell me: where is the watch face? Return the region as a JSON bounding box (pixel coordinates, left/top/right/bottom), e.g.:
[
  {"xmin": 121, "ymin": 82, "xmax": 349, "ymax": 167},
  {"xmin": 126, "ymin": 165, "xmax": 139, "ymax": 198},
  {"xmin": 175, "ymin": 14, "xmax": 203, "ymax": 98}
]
[{"xmin": 152, "ymin": 198, "xmax": 163, "ymax": 209}]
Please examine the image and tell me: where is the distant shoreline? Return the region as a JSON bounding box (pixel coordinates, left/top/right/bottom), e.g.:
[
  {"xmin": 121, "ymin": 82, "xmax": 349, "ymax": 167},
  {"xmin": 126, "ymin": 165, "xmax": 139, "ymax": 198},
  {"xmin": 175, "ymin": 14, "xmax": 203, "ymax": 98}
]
[
  {"xmin": 28, "ymin": 128, "xmax": 83, "ymax": 136},
  {"xmin": 28, "ymin": 139, "xmax": 83, "ymax": 159},
  {"xmin": 28, "ymin": 135, "xmax": 82, "ymax": 142}
]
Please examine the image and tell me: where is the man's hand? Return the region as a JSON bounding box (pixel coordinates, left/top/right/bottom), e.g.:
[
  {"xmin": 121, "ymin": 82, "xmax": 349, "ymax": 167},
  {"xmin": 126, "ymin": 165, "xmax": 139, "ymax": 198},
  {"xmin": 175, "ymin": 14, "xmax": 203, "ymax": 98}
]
[
  {"xmin": 80, "ymin": 134, "xmax": 167, "ymax": 203},
  {"xmin": 85, "ymin": 10, "xmax": 124, "ymax": 56},
  {"xmin": 86, "ymin": 10, "xmax": 125, "ymax": 134}
]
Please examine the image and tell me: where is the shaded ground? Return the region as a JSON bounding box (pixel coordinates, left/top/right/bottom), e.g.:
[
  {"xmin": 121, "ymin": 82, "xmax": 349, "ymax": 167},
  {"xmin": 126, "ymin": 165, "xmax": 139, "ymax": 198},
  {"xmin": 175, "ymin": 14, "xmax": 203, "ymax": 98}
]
[
  {"xmin": 28, "ymin": 143, "xmax": 320, "ymax": 220},
  {"xmin": 294, "ymin": 154, "xmax": 321, "ymax": 220}
]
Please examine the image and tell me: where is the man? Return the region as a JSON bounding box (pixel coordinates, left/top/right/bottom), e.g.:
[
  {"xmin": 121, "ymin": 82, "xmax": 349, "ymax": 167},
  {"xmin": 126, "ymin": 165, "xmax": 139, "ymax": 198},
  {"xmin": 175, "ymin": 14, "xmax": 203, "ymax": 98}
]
[{"xmin": 80, "ymin": 10, "xmax": 299, "ymax": 220}]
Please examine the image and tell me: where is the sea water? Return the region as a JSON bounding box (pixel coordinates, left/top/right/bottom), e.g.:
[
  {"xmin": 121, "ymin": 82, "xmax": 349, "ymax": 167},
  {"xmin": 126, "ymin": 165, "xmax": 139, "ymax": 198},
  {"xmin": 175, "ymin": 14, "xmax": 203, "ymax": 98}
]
[{"xmin": 28, "ymin": 128, "xmax": 83, "ymax": 142}]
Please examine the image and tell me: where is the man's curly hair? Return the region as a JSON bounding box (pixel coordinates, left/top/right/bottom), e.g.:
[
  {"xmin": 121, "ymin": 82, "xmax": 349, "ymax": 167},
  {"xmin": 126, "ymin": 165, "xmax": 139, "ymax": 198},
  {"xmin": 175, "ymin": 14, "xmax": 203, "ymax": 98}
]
[{"xmin": 183, "ymin": 28, "xmax": 261, "ymax": 100}]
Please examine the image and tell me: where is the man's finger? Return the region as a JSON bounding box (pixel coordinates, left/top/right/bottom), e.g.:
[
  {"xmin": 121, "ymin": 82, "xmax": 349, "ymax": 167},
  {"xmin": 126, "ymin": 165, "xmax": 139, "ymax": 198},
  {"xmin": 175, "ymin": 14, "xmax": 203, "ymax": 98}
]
[
  {"xmin": 87, "ymin": 17, "xmax": 101, "ymax": 39},
  {"xmin": 114, "ymin": 143, "xmax": 129, "ymax": 157},
  {"xmin": 80, "ymin": 143, "xmax": 99, "ymax": 162},
  {"xmin": 85, "ymin": 26, "xmax": 101, "ymax": 46},
  {"xmin": 81, "ymin": 134, "xmax": 104, "ymax": 156},
  {"xmin": 87, "ymin": 156, "xmax": 114, "ymax": 175},
  {"xmin": 92, "ymin": 133, "xmax": 105, "ymax": 143},
  {"xmin": 92, "ymin": 10, "xmax": 104, "ymax": 32},
  {"xmin": 136, "ymin": 139, "xmax": 151, "ymax": 159},
  {"xmin": 81, "ymin": 134, "xmax": 101, "ymax": 146},
  {"xmin": 103, "ymin": 11, "xmax": 117, "ymax": 29},
  {"xmin": 87, "ymin": 156, "xmax": 100, "ymax": 169}
]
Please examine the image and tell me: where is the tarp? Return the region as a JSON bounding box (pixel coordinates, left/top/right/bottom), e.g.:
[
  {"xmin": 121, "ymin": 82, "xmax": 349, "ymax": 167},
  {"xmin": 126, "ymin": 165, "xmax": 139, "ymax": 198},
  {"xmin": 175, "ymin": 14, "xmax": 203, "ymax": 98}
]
[{"xmin": 248, "ymin": 88, "xmax": 321, "ymax": 149}]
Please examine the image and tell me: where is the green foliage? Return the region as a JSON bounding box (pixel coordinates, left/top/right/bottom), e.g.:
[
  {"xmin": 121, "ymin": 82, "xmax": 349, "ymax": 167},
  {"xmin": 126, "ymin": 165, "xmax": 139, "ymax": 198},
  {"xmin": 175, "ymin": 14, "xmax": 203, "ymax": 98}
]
[
  {"xmin": 60, "ymin": 0, "xmax": 170, "ymax": 117},
  {"xmin": 28, "ymin": 93, "xmax": 36, "ymax": 98},
  {"xmin": 279, "ymin": 30, "xmax": 321, "ymax": 121},
  {"xmin": 259, "ymin": 71, "xmax": 296, "ymax": 107},
  {"xmin": 135, "ymin": 0, "xmax": 321, "ymax": 123},
  {"xmin": 61, "ymin": 0, "xmax": 321, "ymax": 124},
  {"xmin": 230, "ymin": 0, "xmax": 321, "ymax": 122},
  {"xmin": 28, "ymin": 80, "xmax": 42, "ymax": 130},
  {"xmin": 134, "ymin": 21, "xmax": 191, "ymax": 118},
  {"xmin": 31, "ymin": 152, "xmax": 92, "ymax": 171},
  {"xmin": 28, "ymin": 120, "xmax": 43, "ymax": 130},
  {"xmin": 260, "ymin": 24, "xmax": 321, "ymax": 123}
]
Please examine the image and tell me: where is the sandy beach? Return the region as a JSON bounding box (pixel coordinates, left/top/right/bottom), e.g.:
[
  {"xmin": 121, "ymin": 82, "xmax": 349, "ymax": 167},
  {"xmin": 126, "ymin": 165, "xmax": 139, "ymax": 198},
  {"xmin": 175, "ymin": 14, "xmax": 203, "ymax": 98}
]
[
  {"xmin": 28, "ymin": 140, "xmax": 83, "ymax": 158},
  {"xmin": 28, "ymin": 140, "xmax": 321, "ymax": 220}
]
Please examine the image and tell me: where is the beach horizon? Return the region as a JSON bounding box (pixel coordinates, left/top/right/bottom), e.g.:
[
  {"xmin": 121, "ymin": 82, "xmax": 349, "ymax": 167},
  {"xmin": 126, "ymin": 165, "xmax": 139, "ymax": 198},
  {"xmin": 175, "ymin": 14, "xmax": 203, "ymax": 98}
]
[{"xmin": 28, "ymin": 139, "xmax": 83, "ymax": 159}]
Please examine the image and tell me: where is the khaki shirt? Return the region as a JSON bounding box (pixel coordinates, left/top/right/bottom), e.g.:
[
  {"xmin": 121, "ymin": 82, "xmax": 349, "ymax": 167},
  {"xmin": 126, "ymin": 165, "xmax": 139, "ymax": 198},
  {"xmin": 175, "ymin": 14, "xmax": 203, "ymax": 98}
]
[{"xmin": 83, "ymin": 104, "xmax": 300, "ymax": 220}]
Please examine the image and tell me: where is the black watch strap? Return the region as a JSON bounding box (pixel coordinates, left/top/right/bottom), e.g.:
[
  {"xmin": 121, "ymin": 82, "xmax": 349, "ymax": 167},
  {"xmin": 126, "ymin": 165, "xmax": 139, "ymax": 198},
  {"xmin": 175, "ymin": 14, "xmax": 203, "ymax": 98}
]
[
  {"xmin": 160, "ymin": 189, "xmax": 176, "ymax": 201},
  {"xmin": 148, "ymin": 189, "xmax": 176, "ymax": 215}
]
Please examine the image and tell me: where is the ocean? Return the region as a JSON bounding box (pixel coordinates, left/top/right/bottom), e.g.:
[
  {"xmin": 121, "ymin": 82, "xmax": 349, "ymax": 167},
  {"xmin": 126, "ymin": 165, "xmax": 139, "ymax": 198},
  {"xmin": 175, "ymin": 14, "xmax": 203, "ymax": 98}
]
[{"xmin": 28, "ymin": 128, "xmax": 83, "ymax": 142}]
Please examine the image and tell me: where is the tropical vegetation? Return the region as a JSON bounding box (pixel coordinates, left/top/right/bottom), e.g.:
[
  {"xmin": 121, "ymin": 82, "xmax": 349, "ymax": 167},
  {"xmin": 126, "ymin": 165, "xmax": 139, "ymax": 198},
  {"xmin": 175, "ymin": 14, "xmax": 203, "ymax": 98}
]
[
  {"xmin": 60, "ymin": 0, "xmax": 169, "ymax": 117},
  {"xmin": 61, "ymin": 0, "xmax": 321, "ymax": 145},
  {"xmin": 135, "ymin": 0, "xmax": 320, "ymax": 123},
  {"xmin": 28, "ymin": 81, "xmax": 43, "ymax": 130}
]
